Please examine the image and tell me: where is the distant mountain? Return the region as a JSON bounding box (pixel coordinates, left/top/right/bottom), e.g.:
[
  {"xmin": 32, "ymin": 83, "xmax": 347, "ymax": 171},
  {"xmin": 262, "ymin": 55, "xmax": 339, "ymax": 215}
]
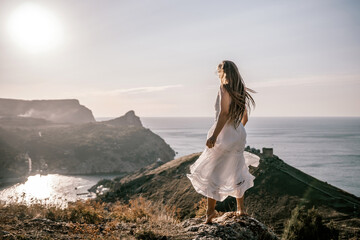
[
  {"xmin": 0, "ymin": 109, "xmax": 175, "ymax": 178},
  {"xmin": 94, "ymin": 147, "xmax": 360, "ymax": 239},
  {"xmin": 0, "ymin": 98, "xmax": 95, "ymax": 124}
]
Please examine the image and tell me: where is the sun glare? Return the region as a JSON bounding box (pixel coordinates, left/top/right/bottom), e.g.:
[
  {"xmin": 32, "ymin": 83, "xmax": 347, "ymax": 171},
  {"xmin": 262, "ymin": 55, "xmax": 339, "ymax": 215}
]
[{"xmin": 6, "ymin": 2, "xmax": 63, "ymax": 53}]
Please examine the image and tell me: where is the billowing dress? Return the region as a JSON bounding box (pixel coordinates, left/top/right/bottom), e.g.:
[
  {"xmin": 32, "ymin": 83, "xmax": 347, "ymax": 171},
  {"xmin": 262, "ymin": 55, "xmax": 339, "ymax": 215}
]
[{"xmin": 186, "ymin": 87, "xmax": 260, "ymax": 202}]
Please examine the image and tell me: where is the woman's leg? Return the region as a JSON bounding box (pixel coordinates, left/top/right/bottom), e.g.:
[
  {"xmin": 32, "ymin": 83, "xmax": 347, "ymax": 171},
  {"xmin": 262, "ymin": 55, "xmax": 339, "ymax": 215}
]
[
  {"xmin": 205, "ymin": 197, "xmax": 217, "ymax": 223},
  {"xmin": 236, "ymin": 195, "xmax": 248, "ymax": 215}
]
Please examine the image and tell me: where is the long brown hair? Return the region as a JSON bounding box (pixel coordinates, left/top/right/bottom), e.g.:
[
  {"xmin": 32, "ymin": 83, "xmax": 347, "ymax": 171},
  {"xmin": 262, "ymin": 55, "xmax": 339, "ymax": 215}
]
[{"xmin": 217, "ymin": 60, "xmax": 256, "ymax": 129}]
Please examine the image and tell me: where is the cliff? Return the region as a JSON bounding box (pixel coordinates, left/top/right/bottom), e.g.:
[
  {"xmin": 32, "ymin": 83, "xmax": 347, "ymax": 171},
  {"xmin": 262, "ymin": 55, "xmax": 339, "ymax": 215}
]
[
  {"xmin": 0, "ymin": 98, "xmax": 95, "ymax": 124},
  {"xmin": 101, "ymin": 110, "xmax": 142, "ymax": 128},
  {"xmin": 0, "ymin": 110, "xmax": 175, "ymax": 178},
  {"xmin": 94, "ymin": 148, "xmax": 360, "ymax": 239}
]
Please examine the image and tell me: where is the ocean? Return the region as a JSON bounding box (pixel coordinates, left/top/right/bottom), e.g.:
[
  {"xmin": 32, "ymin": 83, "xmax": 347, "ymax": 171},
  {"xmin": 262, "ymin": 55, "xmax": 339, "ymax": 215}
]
[{"xmin": 1, "ymin": 116, "xmax": 358, "ymax": 206}]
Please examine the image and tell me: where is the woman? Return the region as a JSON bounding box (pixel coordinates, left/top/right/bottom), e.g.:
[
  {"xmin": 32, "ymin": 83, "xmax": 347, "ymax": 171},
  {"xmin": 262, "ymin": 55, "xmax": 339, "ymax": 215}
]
[{"xmin": 186, "ymin": 60, "xmax": 259, "ymax": 224}]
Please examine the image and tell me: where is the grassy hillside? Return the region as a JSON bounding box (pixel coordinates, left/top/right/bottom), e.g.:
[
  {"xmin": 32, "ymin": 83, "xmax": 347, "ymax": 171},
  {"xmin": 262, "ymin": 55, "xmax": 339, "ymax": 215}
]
[{"xmin": 95, "ymin": 147, "xmax": 360, "ymax": 239}]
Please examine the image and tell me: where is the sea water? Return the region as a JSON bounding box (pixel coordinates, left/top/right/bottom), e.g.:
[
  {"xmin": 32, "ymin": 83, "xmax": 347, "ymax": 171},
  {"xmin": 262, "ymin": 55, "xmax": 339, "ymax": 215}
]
[
  {"xmin": 1, "ymin": 117, "xmax": 358, "ymax": 205},
  {"xmin": 140, "ymin": 117, "xmax": 360, "ymax": 197},
  {"xmin": 0, "ymin": 174, "xmax": 121, "ymax": 207}
]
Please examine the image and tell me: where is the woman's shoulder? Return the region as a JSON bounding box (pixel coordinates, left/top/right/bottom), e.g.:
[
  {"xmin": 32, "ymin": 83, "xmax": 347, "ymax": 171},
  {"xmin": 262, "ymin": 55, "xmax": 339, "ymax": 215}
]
[
  {"xmin": 219, "ymin": 84, "xmax": 231, "ymax": 95},
  {"xmin": 219, "ymin": 84, "xmax": 225, "ymax": 93},
  {"xmin": 219, "ymin": 84, "xmax": 232, "ymax": 105}
]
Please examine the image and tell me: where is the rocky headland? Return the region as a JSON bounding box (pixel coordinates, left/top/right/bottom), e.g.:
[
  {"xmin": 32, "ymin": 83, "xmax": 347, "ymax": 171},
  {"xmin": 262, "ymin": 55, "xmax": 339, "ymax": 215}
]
[
  {"xmin": 0, "ymin": 98, "xmax": 175, "ymax": 182},
  {"xmin": 94, "ymin": 147, "xmax": 360, "ymax": 239}
]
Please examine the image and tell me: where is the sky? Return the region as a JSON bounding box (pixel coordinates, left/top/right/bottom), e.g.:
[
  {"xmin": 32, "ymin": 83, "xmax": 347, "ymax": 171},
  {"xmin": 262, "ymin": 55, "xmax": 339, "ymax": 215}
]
[{"xmin": 0, "ymin": 0, "xmax": 359, "ymax": 117}]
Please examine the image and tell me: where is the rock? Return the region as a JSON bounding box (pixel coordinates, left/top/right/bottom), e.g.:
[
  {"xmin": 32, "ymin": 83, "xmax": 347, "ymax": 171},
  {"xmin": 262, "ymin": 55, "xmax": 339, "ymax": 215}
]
[
  {"xmin": 101, "ymin": 110, "xmax": 142, "ymax": 127},
  {"xmin": 181, "ymin": 212, "xmax": 278, "ymax": 240},
  {"xmin": 0, "ymin": 98, "xmax": 95, "ymax": 124}
]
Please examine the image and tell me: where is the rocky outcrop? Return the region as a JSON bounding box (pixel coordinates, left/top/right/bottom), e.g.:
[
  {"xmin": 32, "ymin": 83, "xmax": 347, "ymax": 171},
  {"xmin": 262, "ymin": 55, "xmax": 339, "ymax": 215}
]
[
  {"xmin": 101, "ymin": 110, "xmax": 142, "ymax": 128},
  {"xmin": 0, "ymin": 98, "xmax": 95, "ymax": 124},
  {"xmin": 182, "ymin": 212, "xmax": 278, "ymax": 240},
  {"xmin": 96, "ymin": 148, "xmax": 360, "ymax": 239},
  {"xmin": 0, "ymin": 201, "xmax": 277, "ymax": 240},
  {"xmin": 0, "ymin": 110, "xmax": 175, "ymax": 176}
]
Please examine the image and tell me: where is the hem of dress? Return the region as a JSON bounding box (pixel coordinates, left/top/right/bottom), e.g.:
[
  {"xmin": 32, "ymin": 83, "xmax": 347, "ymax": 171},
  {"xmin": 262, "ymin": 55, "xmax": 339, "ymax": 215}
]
[{"xmin": 186, "ymin": 172, "xmax": 255, "ymax": 202}]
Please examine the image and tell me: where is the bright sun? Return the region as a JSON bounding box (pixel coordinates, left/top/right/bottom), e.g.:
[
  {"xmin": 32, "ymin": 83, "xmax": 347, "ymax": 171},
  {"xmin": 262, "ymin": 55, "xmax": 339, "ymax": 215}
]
[{"xmin": 6, "ymin": 2, "xmax": 63, "ymax": 53}]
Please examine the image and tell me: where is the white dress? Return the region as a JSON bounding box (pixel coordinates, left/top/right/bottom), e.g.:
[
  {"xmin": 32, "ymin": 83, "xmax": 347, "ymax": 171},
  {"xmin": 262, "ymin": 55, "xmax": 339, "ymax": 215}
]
[{"xmin": 186, "ymin": 87, "xmax": 260, "ymax": 202}]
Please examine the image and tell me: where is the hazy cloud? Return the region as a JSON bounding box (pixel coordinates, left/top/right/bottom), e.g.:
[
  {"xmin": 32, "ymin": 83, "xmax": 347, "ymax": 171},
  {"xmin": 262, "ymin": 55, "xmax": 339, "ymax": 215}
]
[{"xmin": 80, "ymin": 84, "xmax": 183, "ymax": 96}]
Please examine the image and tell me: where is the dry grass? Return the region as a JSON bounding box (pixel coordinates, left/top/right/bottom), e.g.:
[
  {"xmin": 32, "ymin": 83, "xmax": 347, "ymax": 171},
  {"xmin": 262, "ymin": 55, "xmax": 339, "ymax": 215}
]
[
  {"xmin": 0, "ymin": 195, "xmax": 184, "ymax": 239},
  {"xmin": 194, "ymin": 197, "xmax": 207, "ymax": 218}
]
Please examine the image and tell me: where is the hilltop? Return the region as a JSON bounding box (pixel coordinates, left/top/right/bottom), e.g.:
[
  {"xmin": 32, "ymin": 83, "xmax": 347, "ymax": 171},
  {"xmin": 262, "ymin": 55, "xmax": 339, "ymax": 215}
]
[
  {"xmin": 94, "ymin": 147, "xmax": 360, "ymax": 239},
  {"xmin": 0, "ymin": 195, "xmax": 278, "ymax": 239},
  {"xmin": 0, "ymin": 98, "xmax": 95, "ymax": 124}
]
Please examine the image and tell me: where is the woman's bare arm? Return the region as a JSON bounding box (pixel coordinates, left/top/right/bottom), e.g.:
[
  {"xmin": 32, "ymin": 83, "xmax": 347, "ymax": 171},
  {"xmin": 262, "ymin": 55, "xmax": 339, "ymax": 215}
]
[
  {"xmin": 241, "ymin": 106, "xmax": 248, "ymax": 126},
  {"xmin": 206, "ymin": 86, "xmax": 231, "ymax": 148}
]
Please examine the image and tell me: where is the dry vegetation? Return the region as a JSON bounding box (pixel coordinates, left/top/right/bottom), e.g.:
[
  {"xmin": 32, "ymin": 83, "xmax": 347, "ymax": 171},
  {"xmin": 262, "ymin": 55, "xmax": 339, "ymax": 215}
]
[{"xmin": 0, "ymin": 195, "xmax": 193, "ymax": 239}]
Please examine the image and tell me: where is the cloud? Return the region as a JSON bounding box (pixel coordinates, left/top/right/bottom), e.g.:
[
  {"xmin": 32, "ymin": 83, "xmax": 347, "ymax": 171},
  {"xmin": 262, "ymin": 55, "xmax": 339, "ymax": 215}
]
[{"xmin": 79, "ymin": 84, "xmax": 183, "ymax": 97}]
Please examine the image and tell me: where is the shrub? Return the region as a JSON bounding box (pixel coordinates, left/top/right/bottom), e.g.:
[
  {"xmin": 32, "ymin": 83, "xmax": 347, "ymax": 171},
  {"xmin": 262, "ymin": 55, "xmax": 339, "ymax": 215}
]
[
  {"xmin": 67, "ymin": 200, "xmax": 105, "ymax": 224},
  {"xmin": 282, "ymin": 205, "xmax": 339, "ymax": 240}
]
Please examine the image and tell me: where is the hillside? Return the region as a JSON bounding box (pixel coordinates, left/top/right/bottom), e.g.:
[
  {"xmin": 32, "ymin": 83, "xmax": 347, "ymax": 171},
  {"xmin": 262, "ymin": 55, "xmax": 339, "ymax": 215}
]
[
  {"xmin": 0, "ymin": 110, "xmax": 175, "ymax": 179},
  {"xmin": 0, "ymin": 195, "xmax": 278, "ymax": 239},
  {"xmin": 94, "ymin": 147, "xmax": 360, "ymax": 239}
]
